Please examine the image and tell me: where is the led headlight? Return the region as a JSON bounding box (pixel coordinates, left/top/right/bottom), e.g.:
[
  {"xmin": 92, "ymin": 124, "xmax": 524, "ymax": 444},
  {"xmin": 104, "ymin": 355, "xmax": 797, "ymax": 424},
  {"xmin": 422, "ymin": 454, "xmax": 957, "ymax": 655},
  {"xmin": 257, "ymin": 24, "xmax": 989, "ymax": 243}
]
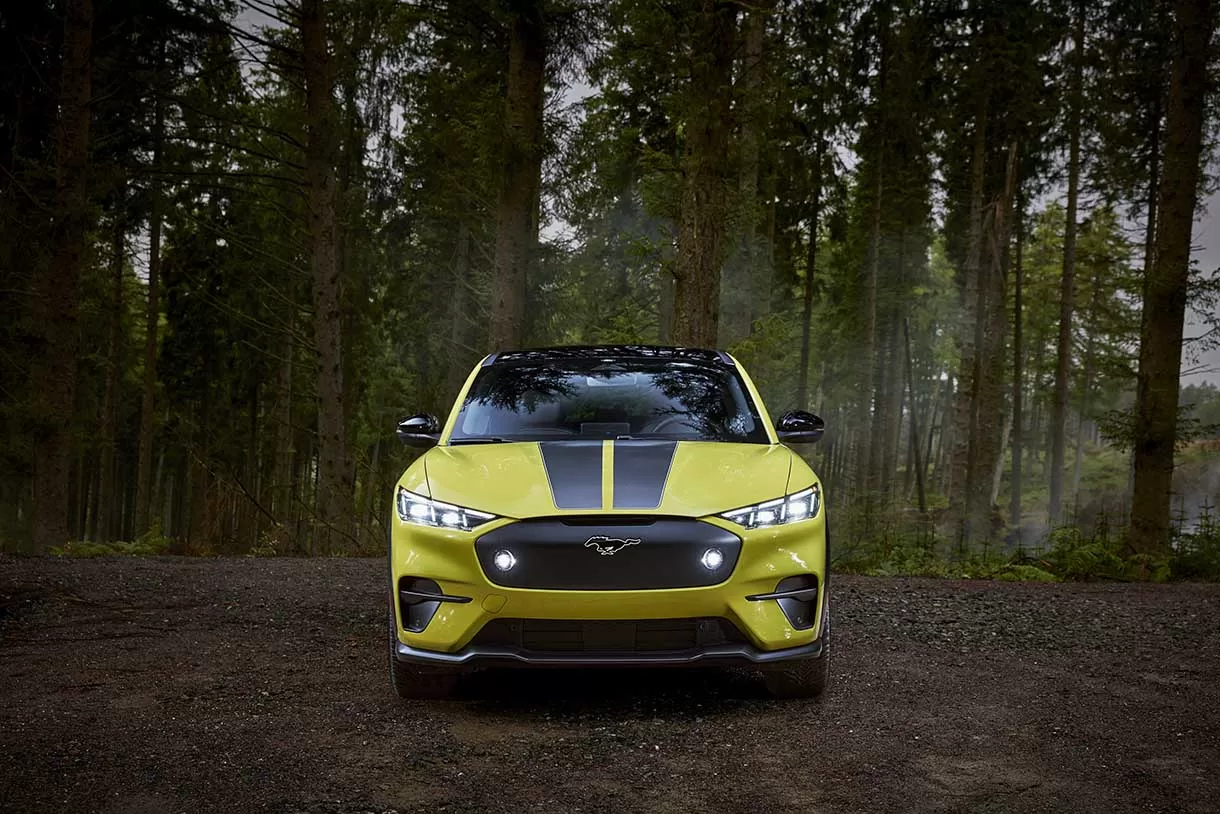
[
  {"xmin": 395, "ymin": 487, "xmax": 497, "ymax": 532},
  {"xmin": 719, "ymin": 485, "xmax": 820, "ymax": 530}
]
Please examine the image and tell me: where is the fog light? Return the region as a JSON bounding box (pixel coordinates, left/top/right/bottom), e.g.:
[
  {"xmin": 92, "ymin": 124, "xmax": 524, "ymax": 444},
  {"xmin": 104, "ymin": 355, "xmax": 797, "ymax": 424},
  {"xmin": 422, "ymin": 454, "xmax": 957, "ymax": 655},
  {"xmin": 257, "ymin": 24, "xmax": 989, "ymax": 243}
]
[
  {"xmin": 493, "ymin": 550, "xmax": 517, "ymax": 571},
  {"xmin": 700, "ymin": 548, "xmax": 725, "ymax": 570}
]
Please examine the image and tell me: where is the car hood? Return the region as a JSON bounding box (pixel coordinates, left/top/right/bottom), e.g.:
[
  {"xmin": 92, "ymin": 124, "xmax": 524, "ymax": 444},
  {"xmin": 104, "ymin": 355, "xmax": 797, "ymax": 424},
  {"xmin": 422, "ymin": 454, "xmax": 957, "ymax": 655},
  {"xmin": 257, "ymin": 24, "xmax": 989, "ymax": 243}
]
[{"xmin": 421, "ymin": 440, "xmax": 796, "ymax": 519}]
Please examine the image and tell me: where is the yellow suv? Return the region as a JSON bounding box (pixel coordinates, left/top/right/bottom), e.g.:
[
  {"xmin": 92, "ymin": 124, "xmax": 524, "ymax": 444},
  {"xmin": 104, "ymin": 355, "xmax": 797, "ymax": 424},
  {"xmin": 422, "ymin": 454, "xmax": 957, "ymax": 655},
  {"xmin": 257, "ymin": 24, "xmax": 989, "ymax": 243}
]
[{"xmin": 387, "ymin": 346, "xmax": 829, "ymax": 698}]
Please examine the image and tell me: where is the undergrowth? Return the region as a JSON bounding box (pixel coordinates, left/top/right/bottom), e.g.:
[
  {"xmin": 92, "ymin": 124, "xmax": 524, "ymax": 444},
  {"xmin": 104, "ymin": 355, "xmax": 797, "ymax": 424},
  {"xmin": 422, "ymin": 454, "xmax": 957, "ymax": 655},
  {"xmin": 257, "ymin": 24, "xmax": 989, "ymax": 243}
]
[
  {"xmin": 50, "ymin": 525, "xmax": 173, "ymax": 558},
  {"xmin": 834, "ymin": 502, "xmax": 1220, "ymax": 582}
]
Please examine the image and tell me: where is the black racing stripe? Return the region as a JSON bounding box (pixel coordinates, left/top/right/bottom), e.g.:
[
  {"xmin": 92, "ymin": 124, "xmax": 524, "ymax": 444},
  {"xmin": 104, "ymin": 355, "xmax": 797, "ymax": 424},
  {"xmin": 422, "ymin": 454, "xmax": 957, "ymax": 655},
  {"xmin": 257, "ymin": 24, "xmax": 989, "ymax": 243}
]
[
  {"xmin": 539, "ymin": 441, "xmax": 604, "ymax": 510},
  {"xmin": 613, "ymin": 441, "xmax": 677, "ymax": 509}
]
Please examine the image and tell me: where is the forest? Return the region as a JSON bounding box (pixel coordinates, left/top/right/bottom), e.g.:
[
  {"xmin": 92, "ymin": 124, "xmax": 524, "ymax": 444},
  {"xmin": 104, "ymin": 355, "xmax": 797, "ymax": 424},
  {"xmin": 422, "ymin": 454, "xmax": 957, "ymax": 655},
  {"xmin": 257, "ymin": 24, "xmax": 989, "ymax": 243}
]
[{"xmin": 1, "ymin": 0, "xmax": 1219, "ymax": 575}]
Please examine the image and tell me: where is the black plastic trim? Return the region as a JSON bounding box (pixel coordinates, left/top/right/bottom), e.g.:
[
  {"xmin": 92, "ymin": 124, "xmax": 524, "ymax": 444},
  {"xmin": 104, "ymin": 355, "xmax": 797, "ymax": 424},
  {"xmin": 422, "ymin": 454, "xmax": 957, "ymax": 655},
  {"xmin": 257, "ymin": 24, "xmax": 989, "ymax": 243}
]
[
  {"xmin": 399, "ymin": 588, "xmax": 472, "ymax": 605},
  {"xmin": 475, "ymin": 517, "xmax": 741, "ymax": 590},
  {"xmin": 746, "ymin": 574, "xmax": 820, "ymax": 630},
  {"xmin": 745, "ymin": 586, "xmax": 819, "ymax": 603},
  {"xmin": 397, "ymin": 578, "xmax": 463, "ymax": 633},
  {"xmin": 488, "ymin": 345, "xmax": 734, "ymax": 367},
  {"xmin": 393, "ymin": 638, "xmax": 823, "ymax": 667}
]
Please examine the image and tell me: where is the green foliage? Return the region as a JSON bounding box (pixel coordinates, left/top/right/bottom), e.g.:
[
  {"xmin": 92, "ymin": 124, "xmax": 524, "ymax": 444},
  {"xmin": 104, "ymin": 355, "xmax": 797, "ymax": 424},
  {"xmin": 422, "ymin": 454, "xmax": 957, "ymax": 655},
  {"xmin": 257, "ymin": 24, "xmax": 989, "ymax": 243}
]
[
  {"xmin": 1171, "ymin": 503, "xmax": 1220, "ymax": 580},
  {"xmin": 51, "ymin": 526, "xmax": 173, "ymax": 558},
  {"xmin": 1, "ymin": 0, "xmax": 1215, "ymax": 565},
  {"xmin": 831, "ymin": 496, "xmax": 1220, "ymax": 582},
  {"xmin": 1099, "ymin": 405, "xmax": 1217, "ymax": 452},
  {"xmin": 1041, "ymin": 526, "xmax": 1128, "ymax": 580}
]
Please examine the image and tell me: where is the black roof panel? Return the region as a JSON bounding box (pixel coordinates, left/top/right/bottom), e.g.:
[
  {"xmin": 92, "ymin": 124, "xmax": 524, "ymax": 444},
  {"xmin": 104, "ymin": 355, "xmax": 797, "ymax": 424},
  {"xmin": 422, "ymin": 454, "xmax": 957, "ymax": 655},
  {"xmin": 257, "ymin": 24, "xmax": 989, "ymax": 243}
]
[{"xmin": 485, "ymin": 345, "xmax": 733, "ymax": 367}]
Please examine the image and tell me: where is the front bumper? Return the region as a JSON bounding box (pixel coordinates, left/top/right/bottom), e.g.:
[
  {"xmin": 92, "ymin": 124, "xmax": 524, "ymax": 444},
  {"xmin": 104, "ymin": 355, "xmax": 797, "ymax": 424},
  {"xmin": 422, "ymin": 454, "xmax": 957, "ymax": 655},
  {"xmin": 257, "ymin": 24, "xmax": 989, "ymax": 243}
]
[
  {"xmin": 390, "ymin": 511, "xmax": 828, "ymax": 662},
  {"xmin": 393, "ymin": 635, "xmax": 824, "ymax": 668}
]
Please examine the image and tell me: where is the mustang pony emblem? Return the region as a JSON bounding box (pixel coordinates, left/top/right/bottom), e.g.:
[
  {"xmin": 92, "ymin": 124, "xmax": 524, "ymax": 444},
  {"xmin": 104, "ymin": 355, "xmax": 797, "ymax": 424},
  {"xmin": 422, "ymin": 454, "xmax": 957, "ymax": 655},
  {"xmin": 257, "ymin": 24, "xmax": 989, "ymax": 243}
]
[{"xmin": 584, "ymin": 535, "xmax": 641, "ymax": 555}]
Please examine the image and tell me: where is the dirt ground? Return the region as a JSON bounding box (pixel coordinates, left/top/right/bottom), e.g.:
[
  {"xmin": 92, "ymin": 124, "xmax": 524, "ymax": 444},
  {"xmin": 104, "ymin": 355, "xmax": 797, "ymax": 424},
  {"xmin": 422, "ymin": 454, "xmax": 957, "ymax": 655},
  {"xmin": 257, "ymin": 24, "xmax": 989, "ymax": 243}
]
[{"xmin": 1, "ymin": 556, "xmax": 1218, "ymax": 814}]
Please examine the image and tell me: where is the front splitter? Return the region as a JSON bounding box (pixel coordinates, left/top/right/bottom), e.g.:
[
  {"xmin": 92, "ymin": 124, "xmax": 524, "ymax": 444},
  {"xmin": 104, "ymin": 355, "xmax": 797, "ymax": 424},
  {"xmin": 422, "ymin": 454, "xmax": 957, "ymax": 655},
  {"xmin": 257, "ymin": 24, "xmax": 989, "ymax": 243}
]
[{"xmin": 393, "ymin": 637, "xmax": 823, "ymax": 669}]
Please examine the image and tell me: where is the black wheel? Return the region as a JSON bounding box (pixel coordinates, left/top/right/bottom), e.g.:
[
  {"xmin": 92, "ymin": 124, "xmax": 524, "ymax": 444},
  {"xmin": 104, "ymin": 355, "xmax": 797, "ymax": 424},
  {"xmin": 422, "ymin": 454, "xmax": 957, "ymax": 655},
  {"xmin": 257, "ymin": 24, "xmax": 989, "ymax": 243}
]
[
  {"xmin": 387, "ymin": 603, "xmax": 458, "ymax": 700},
  {"xmin": 763, "ymin": 608, "xmax": 830, "ymax": 699}
]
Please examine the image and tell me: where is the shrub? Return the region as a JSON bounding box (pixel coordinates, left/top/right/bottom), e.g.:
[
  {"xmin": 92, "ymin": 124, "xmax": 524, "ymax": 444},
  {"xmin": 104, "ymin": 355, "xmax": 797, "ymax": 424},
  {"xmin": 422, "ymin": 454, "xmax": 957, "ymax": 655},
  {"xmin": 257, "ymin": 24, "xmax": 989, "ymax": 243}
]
[
  {"xmin": 51, "ymin": 525, "xmax": 173, "ymax": 558},
  {"xmin": 1171, "ymin": 505, "xmax": 1220, "ymax": 580}
]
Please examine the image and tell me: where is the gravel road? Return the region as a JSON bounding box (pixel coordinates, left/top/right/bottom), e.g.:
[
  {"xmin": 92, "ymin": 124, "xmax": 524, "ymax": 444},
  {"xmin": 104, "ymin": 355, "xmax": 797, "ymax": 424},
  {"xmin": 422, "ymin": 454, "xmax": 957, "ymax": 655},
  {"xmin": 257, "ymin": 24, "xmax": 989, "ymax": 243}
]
[{"xmin": 1, "ymin": 556, "xmax": 1218, "ymax": 813}]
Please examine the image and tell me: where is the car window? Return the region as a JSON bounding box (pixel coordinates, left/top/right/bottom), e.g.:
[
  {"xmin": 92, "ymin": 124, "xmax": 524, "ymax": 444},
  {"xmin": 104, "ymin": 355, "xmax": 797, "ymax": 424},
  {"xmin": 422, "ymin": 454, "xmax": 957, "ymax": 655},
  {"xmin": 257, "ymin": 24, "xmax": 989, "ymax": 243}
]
[{"xmin": 451, "ymin": 360, "xmax": 768, "ymax": 443}]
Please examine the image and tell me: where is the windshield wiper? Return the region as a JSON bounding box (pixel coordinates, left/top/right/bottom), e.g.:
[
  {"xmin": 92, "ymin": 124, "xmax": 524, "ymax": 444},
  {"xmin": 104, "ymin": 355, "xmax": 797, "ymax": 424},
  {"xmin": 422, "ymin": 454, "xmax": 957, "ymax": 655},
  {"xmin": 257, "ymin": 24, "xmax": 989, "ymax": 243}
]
[{"xmin": 449, "ymin": 437, "xmax": 511, "ymax": 445}]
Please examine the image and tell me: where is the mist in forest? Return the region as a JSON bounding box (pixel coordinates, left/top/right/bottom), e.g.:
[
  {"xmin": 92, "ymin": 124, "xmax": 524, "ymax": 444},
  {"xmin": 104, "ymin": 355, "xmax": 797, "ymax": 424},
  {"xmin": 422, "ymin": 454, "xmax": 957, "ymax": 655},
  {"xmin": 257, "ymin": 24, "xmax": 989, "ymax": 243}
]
[{"xmin": 1, "ymin": 0, "xmax": 1218, "ymax": 573}]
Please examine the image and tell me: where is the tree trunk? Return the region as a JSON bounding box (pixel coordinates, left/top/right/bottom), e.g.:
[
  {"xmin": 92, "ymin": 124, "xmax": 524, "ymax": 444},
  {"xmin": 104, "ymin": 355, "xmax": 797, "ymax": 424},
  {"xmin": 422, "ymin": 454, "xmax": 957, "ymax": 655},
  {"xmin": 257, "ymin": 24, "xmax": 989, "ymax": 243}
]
[
  {"xmin": 96, "ymin": 216, "xmax": 125, "ymax": 542},
  {"xmin": 797, "ymin": 156, "xmax": 822, "ymax": 411},
  {"xmin": 1010, "ymin": 195, "xmax": 1025, "ymax": 540},
  {"xmin": 873, "ymin": 229, "xmax": 909, "ymax": 502},
  {"xmin": 658, "ymin": 267, "xmax": 675, "ymax": 343},
  {"xmin": 969, "ymin": 143, "xmax": 1017, "ymax": 543},
  {"xmin": 991, "ymin": 409, "xmax": 1012, "ymax": 508},
  {"xmin": 273, "ymin": 328, "xmax": 295, "ymax": 529},
  {"xmin": 1049, "ymin": 1, "xmax": 1086, "ymax": 526},
  {"xmin": 489, "ymin": 2, "xmax": 546, "ymax": 351},
  {"xmin": 135, "ymin": 70, "xmax": 164, "ymax": 539},
  {"xmin": 946, "ymin": 94, "xmax": 988, "ymax": 540},
  {"xmin": 302, "ymin": 0, "xmax": 350, "ymax": 553},
  {"xmin": 25, "ymin": 0, "xmax": 92, "ymax": 551},
  {"xmin": 858, "ymin": 144, "xmax": 883, "ymax": 500},
  {"xmin": 922, "ymin": 373, "xmax": 941, "ymax": 494},
  {"xmin": 448, "ymin": 222, "xmax": 473, "ymax": 396},
  {"xmin": 904, "ymin": 318, "xmax": 927, "ymax": 514},
  {"xmin": 1128, "ymin": 0, "xmax": 1212, "ymax": 558},
  {"xmin": 672, "ymin": 0, "xmax": 737, "ymax": 347},
  {"xmin": 1072, "ymin": 269, "xmax": 1103, "ymax": 504},
  {"xmin": 720, "ymin": 0, "xmax": 770, "ymax": 346}
]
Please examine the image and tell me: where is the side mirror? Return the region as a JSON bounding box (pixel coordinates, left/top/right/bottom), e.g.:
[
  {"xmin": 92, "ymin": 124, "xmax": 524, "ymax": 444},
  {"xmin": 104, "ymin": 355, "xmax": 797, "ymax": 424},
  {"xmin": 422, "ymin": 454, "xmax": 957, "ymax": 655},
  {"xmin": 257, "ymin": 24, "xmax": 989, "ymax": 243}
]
[
  {"xmin": 396, "ymin": 413, "xmax": 441, "ymax": 449},
  {"xmin": 776, "ymin": 410, "xmax": 825, "ymax": 444}
]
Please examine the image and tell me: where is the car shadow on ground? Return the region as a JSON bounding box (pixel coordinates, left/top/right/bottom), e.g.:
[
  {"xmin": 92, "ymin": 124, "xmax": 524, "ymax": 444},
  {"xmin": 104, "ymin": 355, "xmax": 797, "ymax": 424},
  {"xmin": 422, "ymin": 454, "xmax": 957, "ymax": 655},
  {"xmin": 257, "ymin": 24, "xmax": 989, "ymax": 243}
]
[{"xmin": 448, "ymin": 666, "xmax": 780, "ymax": 719}]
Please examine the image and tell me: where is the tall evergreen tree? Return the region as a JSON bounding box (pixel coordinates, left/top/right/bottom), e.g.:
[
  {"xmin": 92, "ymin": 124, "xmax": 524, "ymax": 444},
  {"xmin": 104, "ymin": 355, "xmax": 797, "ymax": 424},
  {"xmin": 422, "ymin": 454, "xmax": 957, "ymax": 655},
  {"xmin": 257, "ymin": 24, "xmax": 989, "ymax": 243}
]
[{"xmin": 1129, "ymin": 0, "xmax": 1215, "ymax": 558}]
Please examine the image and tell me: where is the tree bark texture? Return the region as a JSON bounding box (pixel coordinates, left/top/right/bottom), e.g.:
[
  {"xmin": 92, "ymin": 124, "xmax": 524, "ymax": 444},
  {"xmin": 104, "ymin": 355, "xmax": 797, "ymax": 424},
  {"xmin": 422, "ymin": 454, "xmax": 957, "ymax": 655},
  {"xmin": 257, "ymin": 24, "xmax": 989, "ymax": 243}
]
[
  {"xmin": 1129, "ymin": 0, "xmax": 1213, "ymax": 557},
  {"xmin": 1049, "ymin": 2, "xmax": 1085, "ymax": 526},
  {"xmin": 797, "ymin": 171, "xmax": 822, "ymax": 411},
  {"xmin": 720, "ymin": 0, "xmax": 770, "ymax": 347},
  {"xmin": 968, "ymin": 143, "xmax": 1016, "ymax": 543},
  {"xmin": 25, "ymin": 0, "xmax": 92, "ymax": 551},
  {"xmin": 95, "ymin": 218, "xmax": 125, "ymax": 543},
  {"xmin": 946, "ymin": 95, "xmax": 988, "ymax": 539},
  {"xmin": 302, "ymin": 0, "xmax": 351, "ymax": 552},
  {"xmin": 489, "ymin": 2, "xmax": 546, "ymax": 351},
  {"xmin": 672, "ymin": 0, "xmax": 737, "ymax": 348},
  {"xmin": 448, "ymin": 223, "xmax": 473, "ymax": 396},
  {"xmin": 135, "ymin": 76, "xmax": 164, "ymax": 539},
  {"xmin": 1010, "ymin": 197, "xmax": 1025, "ymax": 537}
]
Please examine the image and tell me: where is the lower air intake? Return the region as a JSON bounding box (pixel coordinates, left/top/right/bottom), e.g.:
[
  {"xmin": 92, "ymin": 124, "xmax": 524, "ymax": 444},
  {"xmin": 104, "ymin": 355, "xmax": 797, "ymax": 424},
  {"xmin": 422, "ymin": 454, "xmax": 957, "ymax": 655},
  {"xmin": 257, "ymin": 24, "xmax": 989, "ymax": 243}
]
[{"xmin": 469, "ymin": 618, "xmax": 749, "ymax": 653}]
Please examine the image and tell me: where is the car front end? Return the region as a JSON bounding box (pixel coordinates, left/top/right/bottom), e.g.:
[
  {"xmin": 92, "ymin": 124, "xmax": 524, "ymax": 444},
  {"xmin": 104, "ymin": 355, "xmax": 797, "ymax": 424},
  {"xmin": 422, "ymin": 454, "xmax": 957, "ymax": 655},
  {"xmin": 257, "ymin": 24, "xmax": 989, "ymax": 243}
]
[{"xmin": 387, "ymin": 346, "xmax": 830, "ymax": 698}]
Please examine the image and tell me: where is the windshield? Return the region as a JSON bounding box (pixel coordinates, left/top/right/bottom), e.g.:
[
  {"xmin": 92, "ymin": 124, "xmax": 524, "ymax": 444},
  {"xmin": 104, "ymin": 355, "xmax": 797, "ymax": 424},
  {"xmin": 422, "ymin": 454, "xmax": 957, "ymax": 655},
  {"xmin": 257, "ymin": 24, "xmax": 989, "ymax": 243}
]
[{"xmin": 449, "ymin": 360, "xmax": 769, "ymax": 444}]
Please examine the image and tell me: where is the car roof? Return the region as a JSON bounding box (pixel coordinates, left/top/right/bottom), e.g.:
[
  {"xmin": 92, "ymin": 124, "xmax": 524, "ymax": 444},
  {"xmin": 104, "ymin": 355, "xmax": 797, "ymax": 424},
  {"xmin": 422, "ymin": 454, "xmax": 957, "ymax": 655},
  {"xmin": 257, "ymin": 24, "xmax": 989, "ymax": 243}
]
[{"xmin": 483, "ymin": 345, "xmax": 735, "ymax": 367}]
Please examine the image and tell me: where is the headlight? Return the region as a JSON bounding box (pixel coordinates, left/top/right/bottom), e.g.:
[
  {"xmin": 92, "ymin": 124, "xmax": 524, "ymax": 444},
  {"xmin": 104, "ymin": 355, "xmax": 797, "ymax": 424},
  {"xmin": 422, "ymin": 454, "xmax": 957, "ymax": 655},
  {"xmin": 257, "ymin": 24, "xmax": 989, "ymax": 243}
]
[
  {"xmin": 395, "ymin": 487, "xmax": 497, "ymax": 531},
  {"xmin": 719, "ymin": 485, "xmax": 820, "ymax": 530}
]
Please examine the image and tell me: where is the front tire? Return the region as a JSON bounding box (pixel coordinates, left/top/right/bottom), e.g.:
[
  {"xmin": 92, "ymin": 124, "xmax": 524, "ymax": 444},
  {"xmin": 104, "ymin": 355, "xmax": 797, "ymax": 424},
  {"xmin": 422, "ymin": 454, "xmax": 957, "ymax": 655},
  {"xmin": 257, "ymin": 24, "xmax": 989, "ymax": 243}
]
[
  {"xmin": 387, "ymin": 603, "xmax": 458, "ymax": 700},
  {"xmin": 762, "ymin": 608, "xmax": 830, "ymax": 699}
]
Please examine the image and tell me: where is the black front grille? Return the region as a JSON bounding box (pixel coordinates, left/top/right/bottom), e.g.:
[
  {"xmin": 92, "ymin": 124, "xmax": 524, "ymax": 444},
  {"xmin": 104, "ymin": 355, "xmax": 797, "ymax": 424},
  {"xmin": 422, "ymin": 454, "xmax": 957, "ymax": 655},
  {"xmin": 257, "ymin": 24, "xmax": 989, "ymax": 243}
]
[
  {"xmin": 474, "ymin": 517, "xmax": 741, "ymax": 590},
  {"xmin": 470, "ymin": 618, "xmax": 748, "ymax": 653}
]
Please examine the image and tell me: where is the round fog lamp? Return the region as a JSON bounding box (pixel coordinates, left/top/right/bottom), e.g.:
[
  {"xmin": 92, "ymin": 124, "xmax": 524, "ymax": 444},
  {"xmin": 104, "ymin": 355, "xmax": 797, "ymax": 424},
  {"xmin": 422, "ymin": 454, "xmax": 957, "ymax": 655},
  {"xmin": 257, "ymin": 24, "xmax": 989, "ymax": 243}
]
[
  {"xmin": 493, "ymin": 550, "xmax": 517, "ymax": 571},
  {"xmin": 700, "ymin": 548, "xmax": 725, "ymax": 571}
]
